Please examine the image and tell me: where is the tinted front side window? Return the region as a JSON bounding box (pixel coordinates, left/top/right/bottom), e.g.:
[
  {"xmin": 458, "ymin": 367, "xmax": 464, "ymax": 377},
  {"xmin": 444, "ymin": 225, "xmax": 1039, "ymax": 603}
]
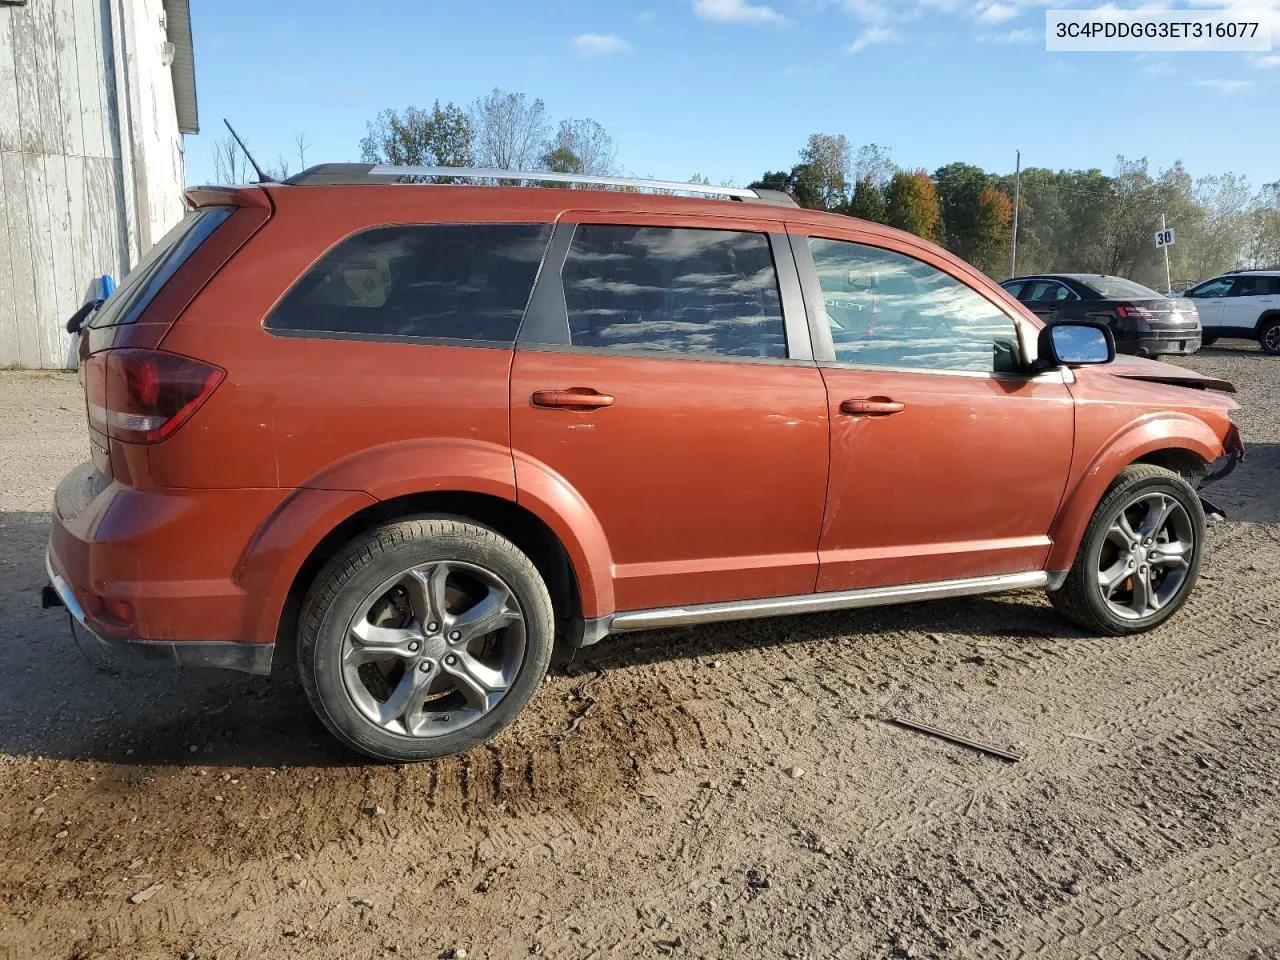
[
  {"xmin": 808, "ymin": 238, "xmax": 1020, "ymax": 374},
  {"xmin": 266, "ymin": 223, "xmax": 552, "ymax": 342},
  {"xmin": 562, "ymin": 225, "xmax": 787, "ymax": 358}
]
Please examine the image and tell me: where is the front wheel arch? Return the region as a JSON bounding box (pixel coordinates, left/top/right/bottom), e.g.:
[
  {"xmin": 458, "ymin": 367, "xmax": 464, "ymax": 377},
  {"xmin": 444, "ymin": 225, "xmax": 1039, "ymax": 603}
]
[{"xmin": 1046, "ymin": 418, "xmax": 1221, "ymax": 574}]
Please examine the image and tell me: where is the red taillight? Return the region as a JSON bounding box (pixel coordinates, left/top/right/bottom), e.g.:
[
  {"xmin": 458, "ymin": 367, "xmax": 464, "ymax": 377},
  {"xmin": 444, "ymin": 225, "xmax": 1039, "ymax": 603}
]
[
  {"xmin": 84, "ymin": 349, "xmax": 224, "ymax": 444},
  {"xmin": 1116, "ymin": 304, "xmax": 1157, "ymax": 322}
]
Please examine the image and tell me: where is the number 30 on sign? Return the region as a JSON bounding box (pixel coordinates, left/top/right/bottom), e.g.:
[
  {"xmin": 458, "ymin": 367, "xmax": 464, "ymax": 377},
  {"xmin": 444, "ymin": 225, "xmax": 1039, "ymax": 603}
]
[{"xmin": 1155, "ymin": 229, "xmax": 1175, "ymax": 249}]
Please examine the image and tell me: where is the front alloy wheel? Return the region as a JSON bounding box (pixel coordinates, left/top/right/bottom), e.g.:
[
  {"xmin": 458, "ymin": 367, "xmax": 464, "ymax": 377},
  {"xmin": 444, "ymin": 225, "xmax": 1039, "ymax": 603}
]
[
  {"xmin": 1050, "ymin": 465, "xmax": 1205, "ymax": 635},
  {"xmin": 1095, "ymin": 492, "xmax": 1195, "ymax": 621}
]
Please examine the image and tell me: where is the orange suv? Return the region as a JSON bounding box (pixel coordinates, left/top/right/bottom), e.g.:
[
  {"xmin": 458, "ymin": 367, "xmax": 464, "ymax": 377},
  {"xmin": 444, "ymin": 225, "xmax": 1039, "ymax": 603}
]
[{"xmin": 45, "ymin": 165, "xmax": 1245, "ymax": 761}]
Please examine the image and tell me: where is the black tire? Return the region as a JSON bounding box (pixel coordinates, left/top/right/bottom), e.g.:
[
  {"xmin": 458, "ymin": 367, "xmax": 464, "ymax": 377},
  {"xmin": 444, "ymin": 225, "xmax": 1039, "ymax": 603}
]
[
  {"xmin": 1049, "ymin": 465, "xmax": 1205, "ymax": 635},
  {"xmin": 1201, "ymin": 336, "xmax": 1218, "ymax": 347},
  {"xmin": 297, "ymin": 515, "xmax": 555, "ymax": 762},
  {"xmin": 1259, "ymin": 317, "xmax": 1280, "ymax": 356}
]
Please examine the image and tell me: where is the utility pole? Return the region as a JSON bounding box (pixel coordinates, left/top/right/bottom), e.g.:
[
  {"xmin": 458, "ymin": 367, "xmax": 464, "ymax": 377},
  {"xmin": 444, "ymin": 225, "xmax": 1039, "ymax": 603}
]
[
  {"xmin": 1008, "ymin": 149, "xmax": 1021, "ymax": 279},
  {"xmin": 1162, "ymin": 212, "xmax": 1172, "ymax": 295}
]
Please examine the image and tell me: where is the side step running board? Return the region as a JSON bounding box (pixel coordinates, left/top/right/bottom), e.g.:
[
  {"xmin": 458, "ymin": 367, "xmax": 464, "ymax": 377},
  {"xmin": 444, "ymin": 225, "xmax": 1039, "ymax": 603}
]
[{"xmin": 605, "ymin": 571, "xmax": 1051, "ymax": 634}]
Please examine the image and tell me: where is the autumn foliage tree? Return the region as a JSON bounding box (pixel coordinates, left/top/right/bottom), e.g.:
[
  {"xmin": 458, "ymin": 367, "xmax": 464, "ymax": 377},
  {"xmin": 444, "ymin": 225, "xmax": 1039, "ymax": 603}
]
[
  {"xmin": 972, "ymin": 186, "xmax": 1014, "ymax": 277},
  {"xmin": 885, "ymin": 170, "xmax": 943, "ymax": 244}
]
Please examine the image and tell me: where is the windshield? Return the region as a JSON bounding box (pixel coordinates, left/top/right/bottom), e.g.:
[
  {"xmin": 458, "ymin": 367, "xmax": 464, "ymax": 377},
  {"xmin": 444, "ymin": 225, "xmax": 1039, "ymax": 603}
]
[
  {"xmin": 1084, "ymin": 276, "xmax": 1165, "ymax": 301},
  {"xmin": 89, "ymin": 207, "xmax": 233, "ymax": 328}
]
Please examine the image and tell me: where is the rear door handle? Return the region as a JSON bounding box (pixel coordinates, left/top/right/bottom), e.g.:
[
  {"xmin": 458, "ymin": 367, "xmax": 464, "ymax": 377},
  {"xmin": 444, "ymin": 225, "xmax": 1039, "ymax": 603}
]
[
  {"xmin": 841, "ymin": 397, "xmax": 905, "ymax": 417},
  {"xmin": 531, "ymin": 389, "xmax": 616, "ymax": 411}
]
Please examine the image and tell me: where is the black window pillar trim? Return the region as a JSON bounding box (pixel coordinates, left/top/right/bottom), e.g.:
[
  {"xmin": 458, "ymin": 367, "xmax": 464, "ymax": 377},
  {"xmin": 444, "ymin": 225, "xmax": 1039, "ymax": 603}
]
[
  {"xmin": 769, "ymin": 232, "xmax": 813, "ymax": 363},
  {"xmin": 787, "ymin": 231, "xmax": 838, "ymax": 363},
  {"xmin": 516, "ymin": 220, "xmax": 576, "ymax": 347}
]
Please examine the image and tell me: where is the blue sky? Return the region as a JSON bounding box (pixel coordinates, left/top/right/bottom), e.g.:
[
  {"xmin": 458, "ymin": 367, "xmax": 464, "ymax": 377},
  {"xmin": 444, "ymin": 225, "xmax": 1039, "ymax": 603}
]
[{"xmin": 184, "ymin": 0, "xmax": 1280, "ymax": 189}]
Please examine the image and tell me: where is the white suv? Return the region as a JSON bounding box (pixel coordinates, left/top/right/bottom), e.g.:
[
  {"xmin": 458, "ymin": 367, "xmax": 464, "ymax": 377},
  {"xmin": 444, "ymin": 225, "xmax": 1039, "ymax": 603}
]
[{"xmin": 1182, "ymin": 270, "xmax": 1280, "ymax": 355}]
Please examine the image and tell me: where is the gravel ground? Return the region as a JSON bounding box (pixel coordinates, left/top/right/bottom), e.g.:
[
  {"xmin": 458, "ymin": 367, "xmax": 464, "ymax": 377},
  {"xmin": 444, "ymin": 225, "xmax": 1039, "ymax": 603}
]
[{"xmin": 0, "ymin": 344, "xmax": 1277, "ymax": 960}]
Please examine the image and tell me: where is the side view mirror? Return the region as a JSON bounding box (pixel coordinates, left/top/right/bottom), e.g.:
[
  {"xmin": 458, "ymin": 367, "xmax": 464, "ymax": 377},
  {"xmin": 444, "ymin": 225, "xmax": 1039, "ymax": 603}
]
[
  {"xmin": 1037, "ymin": 321, "xmax": 1115, "ymax": 369},
  {"xmin": 66, "ymin": 275, "xmax": 116, "ymax": 335}
]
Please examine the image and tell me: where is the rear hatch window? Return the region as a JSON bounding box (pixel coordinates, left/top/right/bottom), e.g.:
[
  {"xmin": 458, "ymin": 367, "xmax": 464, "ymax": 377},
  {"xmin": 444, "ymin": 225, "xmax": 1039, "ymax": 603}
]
[
  {"xmin": 1085, "ymin": 277, "xmax": 1165, "ymax": 301},
  {"xmin": 88, "ymin": 207, "xmax": 233, "ymax": 329}
]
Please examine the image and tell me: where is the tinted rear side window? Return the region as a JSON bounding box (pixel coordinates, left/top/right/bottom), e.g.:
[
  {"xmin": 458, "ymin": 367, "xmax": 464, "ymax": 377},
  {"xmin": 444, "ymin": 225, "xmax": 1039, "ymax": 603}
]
[
  {"xmin": 266, "ymin": 224, "xmax": 552, "ymax": 343},
  {"xmin": 562, "ymin": 225, "xmax": 787, "ymax": 358},
  {"xmin": 89, "ymin": 207, "xmax": 233, "ymax": 328}
]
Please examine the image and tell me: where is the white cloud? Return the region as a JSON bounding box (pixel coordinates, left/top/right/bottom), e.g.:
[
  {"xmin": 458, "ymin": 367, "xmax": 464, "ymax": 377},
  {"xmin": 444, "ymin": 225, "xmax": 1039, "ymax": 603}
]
[
  {"xmin": 570, "ymin": 33, "xmax": 634, "ymax": 56},
  {"xmin": 848, "ymin": 25, "xmax": 899, "ymax": 51},
  {"xmin": 693, "ymin": 0, "xmax": 785, "ymax": 23},
  {"xmin": 1256, "ymin": 54, "xmax": 1280, "ymax": 69},
  {"xmin": 1191, "ymin": 77, "xmax": 1254, "ymax": 92},
  {"xmin": 977, "ymin": 3, "xmax": 1019, "ymax": 22},
  {"xmin": 976, "ymin": 26, "xmax": 1039, "ymax": 41}
]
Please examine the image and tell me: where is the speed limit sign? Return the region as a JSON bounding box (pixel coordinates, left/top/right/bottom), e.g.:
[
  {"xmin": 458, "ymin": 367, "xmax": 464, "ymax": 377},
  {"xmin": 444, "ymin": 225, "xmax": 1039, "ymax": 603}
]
[{"xmin": 1155, "ymin": 228, "xmax": 1175, "ymax": 248}]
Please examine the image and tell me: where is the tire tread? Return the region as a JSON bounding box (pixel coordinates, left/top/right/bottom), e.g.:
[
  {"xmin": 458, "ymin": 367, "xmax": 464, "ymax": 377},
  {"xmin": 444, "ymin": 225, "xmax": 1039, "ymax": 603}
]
[
  {"xmin": 1049, "ymin": 464, "xmax": 1205, "ymax": 635},
  {"xmin": 296, "ymin": 515, "xmax": 554, "ymax": 762}
]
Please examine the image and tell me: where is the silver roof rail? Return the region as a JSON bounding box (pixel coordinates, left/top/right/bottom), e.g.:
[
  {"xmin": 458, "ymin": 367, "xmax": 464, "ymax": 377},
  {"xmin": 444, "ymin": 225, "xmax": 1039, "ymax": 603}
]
[{"xmin": 282, "ymin": 163, "xmax": 797, "ymax": 206}]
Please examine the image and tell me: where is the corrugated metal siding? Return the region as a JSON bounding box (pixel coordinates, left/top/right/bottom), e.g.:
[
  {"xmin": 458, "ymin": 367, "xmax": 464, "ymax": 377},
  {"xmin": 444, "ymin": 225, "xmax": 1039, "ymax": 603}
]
[{"xmin": 0, "ymin": 0, "xmax": 186, "ymax": 369}]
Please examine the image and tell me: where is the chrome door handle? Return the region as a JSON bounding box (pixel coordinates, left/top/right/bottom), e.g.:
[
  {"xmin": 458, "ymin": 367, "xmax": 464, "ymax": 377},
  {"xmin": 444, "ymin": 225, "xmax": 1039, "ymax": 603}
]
[
  {"xmin": 531, "ymin": 389, "xmax": 615, "ymax": 411},
  {"xmin": 841, "ymin": 397, "xmax": 905, "ymax": 417}
]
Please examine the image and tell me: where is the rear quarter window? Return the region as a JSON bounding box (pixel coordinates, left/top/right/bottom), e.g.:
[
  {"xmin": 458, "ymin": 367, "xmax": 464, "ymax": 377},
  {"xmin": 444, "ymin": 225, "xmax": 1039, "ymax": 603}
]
[{"xmin": 265, "ymin": 223, "xmax": 553, "ymax": 343}]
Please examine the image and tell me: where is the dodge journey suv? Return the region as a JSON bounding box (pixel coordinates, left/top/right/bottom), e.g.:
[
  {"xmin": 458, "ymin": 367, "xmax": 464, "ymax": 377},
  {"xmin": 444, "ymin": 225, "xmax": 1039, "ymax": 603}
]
[{"xmin": 45, "ymin": 164, "xmax": 1245, "ymax": 762}]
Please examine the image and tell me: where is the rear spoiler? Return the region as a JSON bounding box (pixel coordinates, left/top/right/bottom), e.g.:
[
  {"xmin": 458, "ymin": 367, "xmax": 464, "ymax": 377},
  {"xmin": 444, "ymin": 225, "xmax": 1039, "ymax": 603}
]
[{"xmin": 185, "ymin": 185, "xmax": 271, "ymax": 211}]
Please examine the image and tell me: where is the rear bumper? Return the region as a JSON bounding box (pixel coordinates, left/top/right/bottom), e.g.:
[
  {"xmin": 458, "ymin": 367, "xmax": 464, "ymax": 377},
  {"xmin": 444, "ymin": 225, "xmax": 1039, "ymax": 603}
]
[
  {"xmin": 1129, "ymin": 330, "xmax": 1202, "ymax": 356},
  {"xmin": 45, "ymin": 461, "xmax": 286, "ymax": 675},
  {"xmin": 44, "ymin": 547, "xmax": 273, "ymax": 675}
]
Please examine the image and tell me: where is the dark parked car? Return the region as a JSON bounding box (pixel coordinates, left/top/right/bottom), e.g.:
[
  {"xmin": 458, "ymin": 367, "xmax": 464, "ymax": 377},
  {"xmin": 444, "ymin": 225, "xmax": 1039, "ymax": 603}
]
[{"xmin": 1001, "ymin": 274, "xmax": 1201, "ymax": 357}]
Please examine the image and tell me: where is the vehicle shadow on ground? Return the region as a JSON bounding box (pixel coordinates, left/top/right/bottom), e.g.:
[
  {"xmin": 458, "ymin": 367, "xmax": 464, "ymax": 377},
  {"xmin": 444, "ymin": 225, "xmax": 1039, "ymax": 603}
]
[
  {"xmin": 1204, "ymin": 441, "xmax": 1280, "ymax": 524},
  {"xmin": 2, "ymin": 438, "xmax": 1274, "ymax": 769},
  {"xmin": 1194, "ymin": 343, "xmax": 1268, "ymax": 360}
]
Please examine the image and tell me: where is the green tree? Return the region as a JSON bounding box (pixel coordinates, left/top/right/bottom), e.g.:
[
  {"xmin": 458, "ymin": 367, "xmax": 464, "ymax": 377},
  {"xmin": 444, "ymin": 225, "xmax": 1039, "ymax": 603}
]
[
  {"xmin": 792, "ymin": 133, "xmax": 852, "ymax": 211},
  {"xmin": 846, "ymin": 176, "xmax": 887, "ymax": 223},
  {"xmin": 933, "ymin": 162, "xmax": 993, "ymax": 262},
  {"xmin": 885, "ymin": 170, "xmax": 943, "ymax": 243},
  {"xmin": 359, "ymin": 101, "xmax": 474, "ymax": 168}
]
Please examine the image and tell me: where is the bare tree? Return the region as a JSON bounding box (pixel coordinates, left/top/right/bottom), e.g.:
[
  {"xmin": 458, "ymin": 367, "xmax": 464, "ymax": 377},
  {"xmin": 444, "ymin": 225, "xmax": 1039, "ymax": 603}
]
[
  {"xmin": 469, "ymin": 89, "xmax": 551, "ymax": 171},
  {"xmin": 211, "ymin": 134, "xmax": 253, "ymax": 184},
  {"xmin": 295, "ymin": 132, "xmax": 311, "ymax": 171},
  {"xmin": 544, "ymin": 119, "xmax": 617, "ymax": 176},
  {"xmin": 853, "ymin": 143, "xmax": 896, "ymax": 189}
]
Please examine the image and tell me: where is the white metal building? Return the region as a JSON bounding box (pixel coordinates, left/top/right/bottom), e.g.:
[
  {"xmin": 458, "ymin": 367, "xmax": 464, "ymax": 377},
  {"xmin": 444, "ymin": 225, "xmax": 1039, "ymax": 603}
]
[{"xmin": 0, "ymin": 0, "xmax": 197, "ymax": 368}]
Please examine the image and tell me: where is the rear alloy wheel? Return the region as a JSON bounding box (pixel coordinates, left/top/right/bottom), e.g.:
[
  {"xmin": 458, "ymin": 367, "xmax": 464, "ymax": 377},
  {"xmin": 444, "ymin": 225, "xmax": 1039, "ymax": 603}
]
[
  {"xmin": 1260, "ymin": 318, "xmax": 1280, "ymax": 356},
  {"xmin": 1049, "ymin": 465, "xmax": 1205, "ymax": 635},
  {"xmin": 298, "ymin": 516, "xmax": 554, "ymax": 761}
]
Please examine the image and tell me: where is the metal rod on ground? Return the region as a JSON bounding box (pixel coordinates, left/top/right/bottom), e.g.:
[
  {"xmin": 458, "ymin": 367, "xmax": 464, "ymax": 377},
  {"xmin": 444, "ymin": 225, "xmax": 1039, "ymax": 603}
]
[
  {"xmin": 884, "ymin": 716, "xmax": 1024, "ymax": 762},
  {"xmin": 1008, "ymin": 149, "xmax": 1021, "ymax": 279}
]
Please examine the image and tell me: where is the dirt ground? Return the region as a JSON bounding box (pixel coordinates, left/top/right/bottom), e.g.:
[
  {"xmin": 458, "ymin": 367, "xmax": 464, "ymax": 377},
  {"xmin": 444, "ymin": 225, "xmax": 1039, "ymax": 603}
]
[{"xmin": 0, "ymin": 345, "xmax": 1277, "ymax": 960}]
